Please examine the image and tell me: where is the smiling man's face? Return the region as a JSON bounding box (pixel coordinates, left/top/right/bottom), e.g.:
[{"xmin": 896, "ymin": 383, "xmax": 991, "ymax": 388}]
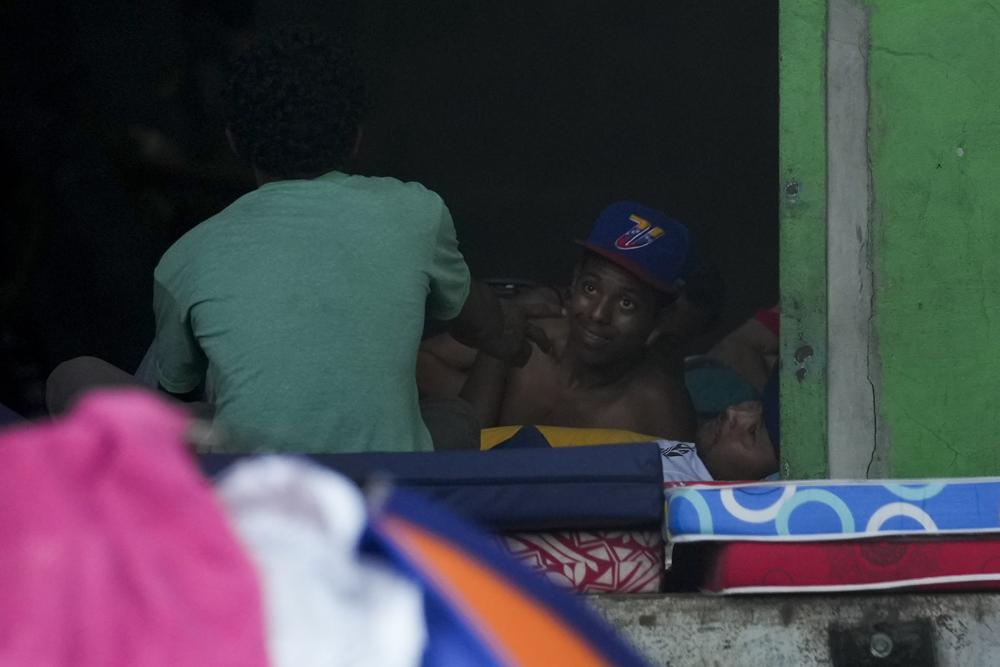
[{"xmin": 565, "ymin": 253, "xmax": 665, "ymax": 367}]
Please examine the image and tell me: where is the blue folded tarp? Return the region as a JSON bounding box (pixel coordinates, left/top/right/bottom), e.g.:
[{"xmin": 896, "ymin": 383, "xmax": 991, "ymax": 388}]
[{"xmin": 200, "ymin": 443, "xmax": 664, "ymax": 531}]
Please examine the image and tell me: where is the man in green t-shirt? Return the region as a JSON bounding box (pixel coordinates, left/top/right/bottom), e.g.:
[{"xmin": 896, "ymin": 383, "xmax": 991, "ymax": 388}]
[{"xmin": 152, "ymin": 27, "xmax": 546, "ymax": 453}]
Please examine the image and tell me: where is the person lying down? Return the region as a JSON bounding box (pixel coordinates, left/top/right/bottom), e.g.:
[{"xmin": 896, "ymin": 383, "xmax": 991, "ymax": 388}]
[
  {"xmin": 658, "ymin": 383, "xmax": 779, "ymax": 483},
  {"xmin": 483, "ymin": 378, "xmax": 780, "ymax": 483}
]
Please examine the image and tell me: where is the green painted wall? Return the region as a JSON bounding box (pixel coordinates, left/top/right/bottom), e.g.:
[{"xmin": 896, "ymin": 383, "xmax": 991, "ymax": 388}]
[
  {"xmin": 779, "ymin": 0, "xmax": 828, "ymax": 479},
  {"xmin": 869, "ymin": 1, "xmax": 1000, "ymax": 476}
]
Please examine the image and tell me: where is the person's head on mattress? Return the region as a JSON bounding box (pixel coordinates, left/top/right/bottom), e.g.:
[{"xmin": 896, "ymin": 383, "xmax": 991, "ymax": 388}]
[
  {"xmin": 694, "ymin": 369, "xmax": 780, "ymax": 481},
  {"xmin": 484, "ymin": 372, "xmax": 780, "ymax": 482}
]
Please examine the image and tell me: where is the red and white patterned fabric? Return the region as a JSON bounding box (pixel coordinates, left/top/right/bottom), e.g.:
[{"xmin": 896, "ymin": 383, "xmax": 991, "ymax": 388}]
[
  {"xmin": 497, "ymin": 530, "xmax": 664, "ymax": 593},
  {"xmin": 702, "ymin": 537, "xmax": 1000, "ymax": 594}
]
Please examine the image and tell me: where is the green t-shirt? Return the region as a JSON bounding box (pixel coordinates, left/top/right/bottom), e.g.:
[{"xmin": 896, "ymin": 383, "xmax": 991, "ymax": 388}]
[{"xmin": 153, "ymin": 171, "xmax": 470, "ymax": 452}]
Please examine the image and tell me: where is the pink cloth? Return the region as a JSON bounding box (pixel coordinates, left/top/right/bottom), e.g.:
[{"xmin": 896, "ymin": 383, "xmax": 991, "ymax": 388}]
[{"xmin": 0, "ymin": 390, "xmax": 268, "ymax": 667}]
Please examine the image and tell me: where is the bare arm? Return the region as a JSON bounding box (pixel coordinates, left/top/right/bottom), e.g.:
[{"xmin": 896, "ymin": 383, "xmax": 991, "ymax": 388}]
[
  {"xmin": 448, "ymin": 282, "xmax": 506, "ymax": 351},
  {"xmin": 416, "ymin": 334, "xmax": 476, "ymax": 398},
  {"xmin": 458, "ymin": 351, "xmax": 512, "ymax": 429},
  {"xmin": 447, "ymin": 282, "xmax": 558, "ymax": 365},
  {"xmin": 420, "ymin": 287, "xmax": 561, "ymax": 407}
]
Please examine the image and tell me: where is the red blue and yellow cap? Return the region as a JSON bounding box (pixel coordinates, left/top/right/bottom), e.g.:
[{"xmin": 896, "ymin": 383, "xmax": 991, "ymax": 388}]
[{"xmin": 575, "ymin": 201, "xmax": 693, "ymax": 294}]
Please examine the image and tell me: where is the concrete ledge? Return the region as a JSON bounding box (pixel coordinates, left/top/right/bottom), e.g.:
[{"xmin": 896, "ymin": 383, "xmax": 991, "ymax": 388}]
[{"xmin": 588, "ymin": 593, "xmax": 1000, "ymax": 665}]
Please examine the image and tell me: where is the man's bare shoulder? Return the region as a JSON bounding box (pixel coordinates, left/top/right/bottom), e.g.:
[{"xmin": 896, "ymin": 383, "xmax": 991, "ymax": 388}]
[
  {"xmin": 627, "ymin": 360, "xmax": 687, "ymax": 394},
  {"xmin": 618, "ymin": 363, "xmax": 697, "ymax": 440}
]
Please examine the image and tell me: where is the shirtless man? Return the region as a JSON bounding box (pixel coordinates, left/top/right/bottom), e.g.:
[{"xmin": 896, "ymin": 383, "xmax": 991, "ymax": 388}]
[{"xmin": 419, "ymin": 201, "xmax": 698, "ymax": 441}]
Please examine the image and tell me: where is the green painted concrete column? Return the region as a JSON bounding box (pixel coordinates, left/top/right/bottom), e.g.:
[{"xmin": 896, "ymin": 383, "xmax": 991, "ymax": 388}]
[
  {"xmin": 779, "ymin": 0, "xmax": 828, "ymax": 479},
  {"xmin": 780, "ymin": 0, "xmax": 1000, "ymax": 479},
  {"xmin": 869, "ymin": 1, "xmax": 1000, "ymax": 477}
]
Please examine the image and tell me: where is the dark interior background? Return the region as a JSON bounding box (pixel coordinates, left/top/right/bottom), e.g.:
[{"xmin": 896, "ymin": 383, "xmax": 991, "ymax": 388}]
[{"xmin": 0, "ymin": 0, "xmax": 777, "ymax": 416}]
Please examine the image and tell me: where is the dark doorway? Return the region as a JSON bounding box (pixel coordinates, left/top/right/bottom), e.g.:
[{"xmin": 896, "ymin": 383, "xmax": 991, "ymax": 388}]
[
  {"xmin": 0, "ymin": 0, "xmax": 777, "ymax": 414},
  {"xmin": 350, "ymin": 0, "xmax": 779, "ymax": 336}
]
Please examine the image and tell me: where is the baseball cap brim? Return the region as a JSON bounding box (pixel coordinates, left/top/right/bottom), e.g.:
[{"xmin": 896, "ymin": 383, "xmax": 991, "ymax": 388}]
[{"xmin": 574, "ymin": 240, "xmax": 681, "ymax": 295}]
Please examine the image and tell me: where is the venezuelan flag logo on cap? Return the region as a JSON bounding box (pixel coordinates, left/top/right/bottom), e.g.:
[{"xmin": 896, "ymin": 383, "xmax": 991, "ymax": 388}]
[{"xmin": 614, "ymin": 214, "xmax": 666, "ymax": 250}]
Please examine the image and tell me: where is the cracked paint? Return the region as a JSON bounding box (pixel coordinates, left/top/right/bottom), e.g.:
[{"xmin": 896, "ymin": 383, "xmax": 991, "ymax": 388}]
[{"xmin": 868, "ymin": 1, "xmax": 1000, "ymax": 477}]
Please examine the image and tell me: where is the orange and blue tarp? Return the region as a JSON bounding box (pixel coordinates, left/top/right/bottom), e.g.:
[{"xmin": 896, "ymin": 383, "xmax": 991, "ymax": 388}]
[{"xmin": 365, "ymin": 487, "xmax": 649, "ymax": 667}]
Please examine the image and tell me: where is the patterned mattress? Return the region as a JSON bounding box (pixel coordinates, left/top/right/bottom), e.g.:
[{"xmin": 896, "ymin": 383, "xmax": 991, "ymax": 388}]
[
  {"xmin": 497, "ymin": 530, "xmax": 664, "ymax": 594},
  {"xmin": 664, "ymin": 478, "xmax": 1000, "ymax": 594},
  {"xmin": 665, "ymin": 478, "xmax": 1000, "ymax": 542}
]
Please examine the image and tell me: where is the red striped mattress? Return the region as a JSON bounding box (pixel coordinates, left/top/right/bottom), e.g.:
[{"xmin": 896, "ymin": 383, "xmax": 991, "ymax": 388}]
[{"xmin": 701, "ymin": 537, "xmax": 1000, "ymax": 594}]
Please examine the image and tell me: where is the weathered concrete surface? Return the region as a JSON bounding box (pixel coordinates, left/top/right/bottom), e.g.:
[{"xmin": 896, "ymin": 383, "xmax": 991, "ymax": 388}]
[
  {"xmin": 867, "ymin": 2, "xmax": 1000, "ymax": 477},
  {"xmin": 826, "ymin": 0, "xmax": 883, "ymax": 478},
  {"xmin": 589, "ymin": 593, "xmax": 1000, "ymax": 666}
]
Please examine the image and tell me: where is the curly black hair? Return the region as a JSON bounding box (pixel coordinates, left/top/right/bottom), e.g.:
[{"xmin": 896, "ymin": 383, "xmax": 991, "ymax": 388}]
[{"xmin": 224, "ymin": 26, "xmax": 369, "ymax": 177}]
